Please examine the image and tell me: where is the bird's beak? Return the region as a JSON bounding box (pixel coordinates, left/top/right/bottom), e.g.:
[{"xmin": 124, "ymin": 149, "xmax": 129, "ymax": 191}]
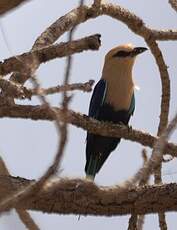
[{"xmin": 132, "ymin": 47, "xmax": 148, "ymax": 56}]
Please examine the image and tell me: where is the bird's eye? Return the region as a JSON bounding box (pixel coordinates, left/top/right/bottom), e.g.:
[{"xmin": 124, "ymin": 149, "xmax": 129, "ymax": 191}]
[{"xmin": 113, "ymin": 50, "xmax": 130, "ymax": 58}]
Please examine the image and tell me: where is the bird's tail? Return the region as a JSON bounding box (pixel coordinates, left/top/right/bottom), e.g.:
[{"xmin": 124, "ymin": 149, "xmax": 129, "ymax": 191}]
[{"xmin": 85, "ymin": 154, "xmax": 100, "ymax": 180}]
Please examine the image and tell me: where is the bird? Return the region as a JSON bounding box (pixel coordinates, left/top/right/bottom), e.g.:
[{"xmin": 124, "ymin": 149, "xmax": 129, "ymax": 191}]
[{"xmin": 85, "ymin": 43, "xmax": 147, "ymax": 180}]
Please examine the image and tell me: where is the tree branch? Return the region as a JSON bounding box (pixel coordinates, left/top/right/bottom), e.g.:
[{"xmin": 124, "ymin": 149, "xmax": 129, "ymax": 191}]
[
  {"xmin": 145, "ymin": 38, "xmax": 170, "ymax": 230},
  {"xmin": 33, "ymin": 3, "xmax": 177, "ymax": 51},
  {"xmin": 0, "ymin": 0, "xmax": 30, "ymax": 15},
  {"xmin": 169, "ymin": 0, "xmax": 177, "ymax": 12},
  {"xmin": 0, "ymin": 104, "xmax": 176, "ymax": 157},
  {"xmin": 0, "ymin": 79, "xmax": 94, "ymax": 99},
  {"xmin": 0, "ymin": 34, "xmax": 101, "ymax": 77},
  {"xmin": 128, "ymin": 150, "xmax": 149, "ymax": 229},
  {"xmin": 1, "ymin": 176, "xmax": 177, "ymax": 215},
  {"xmin": 0, "ymin": 157, "xmax": 39, "ymax": 229},
  {"xmin": 146, "ymin": 39, "xmax": 170, "ymax": 135},
  {"xmin": 32, "ymin": 80, "xmax": 95, "ymax": 96},
  {"xmin": 8, "ymin": 2, "xmax": 177, "ymax": 85}
]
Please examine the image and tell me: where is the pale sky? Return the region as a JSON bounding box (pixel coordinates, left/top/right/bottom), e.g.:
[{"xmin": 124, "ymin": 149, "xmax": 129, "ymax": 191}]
[{"xmin": 0, "ymin": 0, "xmax": 177, "ymax": 229}]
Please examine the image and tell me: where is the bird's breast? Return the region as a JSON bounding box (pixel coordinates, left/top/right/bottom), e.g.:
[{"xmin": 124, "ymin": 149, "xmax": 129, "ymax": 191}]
[{"xmin": 105, "ymin": 82, "xmax": 134, "ymax": 111}]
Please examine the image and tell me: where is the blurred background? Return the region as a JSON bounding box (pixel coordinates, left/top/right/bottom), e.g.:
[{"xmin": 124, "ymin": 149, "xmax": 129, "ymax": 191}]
[{"xmin": 0, "ymin": 0, "xmax": 176, "ymax": 229}]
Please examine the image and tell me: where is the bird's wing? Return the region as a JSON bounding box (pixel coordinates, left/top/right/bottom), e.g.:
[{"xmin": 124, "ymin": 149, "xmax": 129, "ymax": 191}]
[
  {"xmin": 88, "ymin": 79, "xmax": 107, "ymax": 118},
  {"xmin": 128, "ymin": 92, "xmax": 135, "ymax": 116}
]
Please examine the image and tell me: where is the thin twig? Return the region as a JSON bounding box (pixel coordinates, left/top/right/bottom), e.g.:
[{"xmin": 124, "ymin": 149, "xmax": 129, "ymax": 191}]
[
  {"xmin": 136, "ymin": 149, "xmax": 149, "ymax": 230},
  {"xmin": 145, "ymin": 38, "xmax": 170, "ymax": 230},
  {"xmin": 128, "ymin": 214, "xmax": 137, "ymax": 230},
  {"xmin": 16, "ymin": 210, "xmax": 40, "ymax": 230},
  {"xmin": 158, "ymin": 213, "xmax": 168, "ymax": 230},
  {"xmin": 145, "ymin": 39, "xmax": 170, "ymax": 136},
  {"xmin": 128, "ymin": 149, "xmax": 149, "ymax": 230},
  {"xmin": 32, "ymin": 80, "xmax": 95, "ymax": 96},
  {"xmin": 0, "ymin": 79, "xmax": 95, "ymax": 99}
]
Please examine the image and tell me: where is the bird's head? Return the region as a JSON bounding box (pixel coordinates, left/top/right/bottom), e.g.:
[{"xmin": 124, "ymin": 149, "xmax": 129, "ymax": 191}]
[{"xmin": 103, "ymin": 43, "xmax": 147, "ymax": 74}]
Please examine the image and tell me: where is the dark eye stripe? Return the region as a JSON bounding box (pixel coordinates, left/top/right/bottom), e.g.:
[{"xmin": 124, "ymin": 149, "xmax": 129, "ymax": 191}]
[{"xmin": 113, "ymin": 50, "xmax": 131, "ymax": 58}]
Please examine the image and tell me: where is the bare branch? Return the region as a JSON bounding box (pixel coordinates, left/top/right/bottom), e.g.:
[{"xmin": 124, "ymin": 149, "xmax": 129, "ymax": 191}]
[
  {"xmin": 33, "ymin": 3, "xmax": 177, "ymax": 51},
  {"xmin": 146, "ymin": 39, "xmax": 170, "ymax": 136},
  {"xmin": 124, "ymin": 109, "xmax": 177, "ymax": 197},
  {"xmin": 0, "ymin": 0, "xmax": 84, "ymax": 213},
  {"xmin": 0, "ymin": 1, "xmax": 176, "ymax": 227},
  {"xmin": 158, "ymin": 213, "xmax": 168, "ymax": 230},
  {"xmin": 128, "ymin": 214, "xmax": 137, "ymax": 230},
  {"xmin": 7, "ymin": 2, "xmax": 176, "ymax": 86},
  {"xmin": 0, "ymin": 34, "xmax": 101, "ymax": 78},
  {"xmin": 32, "ymin": 80, "xmax": 95, "ymax": 96},
  {"xmin": 1, "ymin": 176, "xmax": 177, "ymax": 215},
  {"xmin": 169, "ymin": 0, "xmax": 177, "ymax": 12},
  {"xmin": 92, "ymin": 0, "xmax": 102, "ymax": 8},
  {"xmin": 128, "ymin": 149, "xmax": 149, "ymax": 230},
  {"xmin": 0, "ymin": 104, "xmax": 176, "ymax": 157},
  {"xmin": 0, "ymin": 79, "xmax": 28, "ymax": 99},
  {"xmin": 0, "ymin": 79, "xmax": 94, "ymax": 99},
  {"xmin": 0, "ymin": 0, "xmax": 30, "ymax": 15},
  {"xmin": 145, "ymin": 38, "xmax": 170, "ymax": 230},
  {"xmin": 0, "ymin": 157, "xmax": 39, "ymax": 230},
  {"xmin": 16, "ymin": 210, "xmax": 39, "ymax": 230},
  {"xmin": 35, "ymin": 0, "xmax": 86, "ymax": 203}
]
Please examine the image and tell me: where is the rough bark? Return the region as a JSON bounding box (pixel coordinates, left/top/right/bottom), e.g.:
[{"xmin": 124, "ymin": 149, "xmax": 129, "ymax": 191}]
[{"xmin": 0, "ymin": 176, "xmax": 177, "ymax": 216}]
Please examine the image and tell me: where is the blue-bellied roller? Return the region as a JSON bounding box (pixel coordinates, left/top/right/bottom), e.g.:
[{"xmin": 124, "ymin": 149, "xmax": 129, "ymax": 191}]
[{"xmin": 85, "ymin": 44, "xmax": 147, "ymax": 180}]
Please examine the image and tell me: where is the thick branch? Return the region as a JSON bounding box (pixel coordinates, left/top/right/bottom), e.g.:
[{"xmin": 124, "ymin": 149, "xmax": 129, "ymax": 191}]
[
  {"xmin": 0, "ymin": 157, "xmax": 39, "ymax": 229},
  {"xmin": 1, "ymin": 176, "xmax": 177, "ymax": 215},
  {"xmin": 8, "ymin": 2, "xmax": 177, "ymax": 85},
  {"xmin": 0, "ymin": 0, "xmax": 29, "ymax": 15},
  {"xmin": 33, "ymin": 3, "xmax": 177, "ymax": 50},
  {"xmin": 0, "ymin": 104, "xmax": 176, "ymax": 157},
  {"xmin": 0, "ymin": 34, "xmax": 100, "ymax": 77},
  {"xmin": 169, "ymin": 0, "xmax": 177, "ymax": 12}
]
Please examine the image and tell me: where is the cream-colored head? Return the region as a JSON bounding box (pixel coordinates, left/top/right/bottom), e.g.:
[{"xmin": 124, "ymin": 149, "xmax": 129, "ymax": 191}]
[
  {"xmin": 103, "ymin": 43, "xmax": 147, "ymax": 75},
  {"xmin": 102, "ymin": 44, "xmax": 147, "ymax": 110}
]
